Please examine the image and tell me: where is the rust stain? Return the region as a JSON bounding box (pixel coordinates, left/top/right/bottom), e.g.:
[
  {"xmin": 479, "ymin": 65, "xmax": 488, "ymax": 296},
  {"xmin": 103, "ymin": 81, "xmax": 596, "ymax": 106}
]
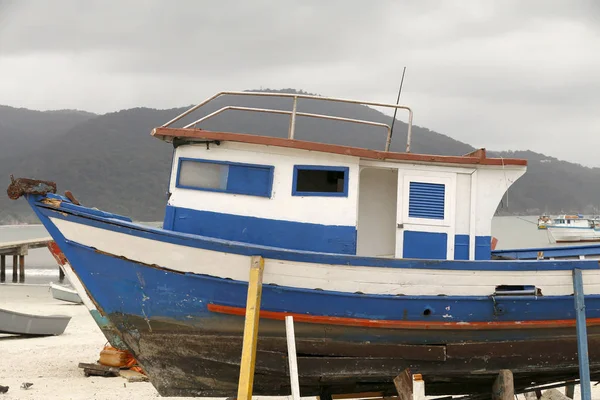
[{"xmin": 7, "ymin": 175, "xmax": 57, "ymax": 200}]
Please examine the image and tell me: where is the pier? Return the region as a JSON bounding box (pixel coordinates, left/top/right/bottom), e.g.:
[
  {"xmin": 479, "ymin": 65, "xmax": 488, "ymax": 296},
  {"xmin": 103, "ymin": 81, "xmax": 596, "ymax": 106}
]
[{"xmin": 0, "ymin": 237, "xmax": 53, "ymax": 283}]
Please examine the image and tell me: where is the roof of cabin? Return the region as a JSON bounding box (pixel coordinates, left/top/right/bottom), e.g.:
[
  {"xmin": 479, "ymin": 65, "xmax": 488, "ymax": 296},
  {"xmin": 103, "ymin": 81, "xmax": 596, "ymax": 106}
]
[{"xmin": 152, "ymin": 127, "xmax": 527, "ymax": 167}]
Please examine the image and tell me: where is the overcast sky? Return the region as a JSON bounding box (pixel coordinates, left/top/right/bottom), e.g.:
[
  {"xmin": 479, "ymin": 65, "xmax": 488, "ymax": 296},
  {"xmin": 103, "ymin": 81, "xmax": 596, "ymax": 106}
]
[{"xmin": 1, "ymin": 0, "xmax": 599, "ymax": 166}]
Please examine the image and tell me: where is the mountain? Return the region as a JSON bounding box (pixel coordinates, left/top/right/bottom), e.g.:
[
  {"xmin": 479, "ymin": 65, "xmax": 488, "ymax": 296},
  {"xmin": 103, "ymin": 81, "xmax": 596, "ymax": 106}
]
[
  {"xmin": 0, "ymin": 89, "xmax": 598, "ymax": 223},
  {"xmin": 0, "ymin": 106, "xmax": 96, "ymax": 160}
]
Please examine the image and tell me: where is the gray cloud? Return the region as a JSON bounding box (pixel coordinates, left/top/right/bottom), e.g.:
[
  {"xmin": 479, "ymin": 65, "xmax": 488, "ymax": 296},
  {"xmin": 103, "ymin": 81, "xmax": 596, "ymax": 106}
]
[{"xmin": 0, "ymin": 0, "xmax": 599, "ymax": 166}]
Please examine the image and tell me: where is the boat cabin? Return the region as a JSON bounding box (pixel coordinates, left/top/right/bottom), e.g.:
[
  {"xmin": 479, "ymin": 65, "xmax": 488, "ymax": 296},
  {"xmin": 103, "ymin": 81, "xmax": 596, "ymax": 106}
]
[{"xmin": 153, "ymin": 92, "xmax": 527, "ymax": 261}]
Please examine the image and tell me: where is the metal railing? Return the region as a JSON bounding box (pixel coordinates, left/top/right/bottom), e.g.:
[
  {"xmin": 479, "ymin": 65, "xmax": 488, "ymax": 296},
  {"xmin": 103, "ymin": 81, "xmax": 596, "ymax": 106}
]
[{"xmin": 162, "ymin": 91, "xmax": 413, "ymax": 152}]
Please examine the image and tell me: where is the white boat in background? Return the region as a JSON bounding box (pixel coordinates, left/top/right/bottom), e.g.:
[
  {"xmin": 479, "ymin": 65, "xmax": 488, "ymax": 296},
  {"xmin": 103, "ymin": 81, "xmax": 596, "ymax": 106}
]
[
  {"xmin": 50, "ymin": 282, "xmax": 82, "ymax": 304},
  {"xmin": 547, "ymin": 214, "xmax": 600, "ymax": 243},
  {"xmin": 537, "ymin": 214, "xmax": 553, "ymax": 229}
]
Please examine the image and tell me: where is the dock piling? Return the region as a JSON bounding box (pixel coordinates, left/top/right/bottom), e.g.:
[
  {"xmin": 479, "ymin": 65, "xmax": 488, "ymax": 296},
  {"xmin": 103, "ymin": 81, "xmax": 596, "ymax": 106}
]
[
  {"xmin": 0, "ymin": 237, "xmax": 52, "ymax": 283},
  {"xmin": 12, "ymin": 255, "xmax": 17, "ymax": 283},
  {"xmin": 19, "ymin": 254, "xmax": 25, "ymax": 283},
  {"xmin": 236, "ymin": 255, "xmax": 264, "ymax": 400}
]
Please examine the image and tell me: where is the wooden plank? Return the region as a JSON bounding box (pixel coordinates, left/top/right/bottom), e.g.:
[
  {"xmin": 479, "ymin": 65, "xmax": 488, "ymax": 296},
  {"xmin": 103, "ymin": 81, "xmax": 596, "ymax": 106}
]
[
  {"xmin": 119, "ymin": 369, "xmax": 148, "ymax": 382},
  {"xmin": 236, "ymin": 255, "xmax": 264, "ymax": 400},
  {"xmin": 491, "ymin": 369, "xmax": 514, "ymax": 400},
  {"xmin": 285, "ymin": 316, "xmax": 300, "ymax": 400},
  {"xmin": 393, "ymin": 368, "xmax": 413, "ymax": 400},
  {"xmin": 78, "ymin": 362, "xmax": 119, "ymax": 377},
  {"xmin": 0, "ymin": 237, "xmax": 52, "ymax": 252}
]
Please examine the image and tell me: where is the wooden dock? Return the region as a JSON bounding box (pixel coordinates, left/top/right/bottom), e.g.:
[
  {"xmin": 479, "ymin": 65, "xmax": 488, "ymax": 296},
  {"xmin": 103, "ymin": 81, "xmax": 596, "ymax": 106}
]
[{"xmin": 0, "ymin": 237, "xmax": 53, "ymax": 283}]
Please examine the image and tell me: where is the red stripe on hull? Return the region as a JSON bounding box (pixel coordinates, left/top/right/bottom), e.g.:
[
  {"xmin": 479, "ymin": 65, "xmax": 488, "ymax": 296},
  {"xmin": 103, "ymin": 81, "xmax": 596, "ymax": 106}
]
[{"xmin": 208, "ymin": 303, "xmax": 600, "ymax": 330}]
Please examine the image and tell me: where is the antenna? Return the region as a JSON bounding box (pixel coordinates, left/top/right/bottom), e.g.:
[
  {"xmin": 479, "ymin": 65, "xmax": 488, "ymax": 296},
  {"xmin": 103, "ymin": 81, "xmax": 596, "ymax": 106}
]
[{"xmin": 389, "ymin": 67, "xmax": 407, "ymax": 144}]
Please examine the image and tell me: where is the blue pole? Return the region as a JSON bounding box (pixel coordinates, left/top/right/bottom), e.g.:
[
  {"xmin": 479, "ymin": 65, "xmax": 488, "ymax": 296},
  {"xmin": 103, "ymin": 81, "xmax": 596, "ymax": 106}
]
[{"xmin": 573, "ymin": 268, "xmax": 592, "ymax": 400}]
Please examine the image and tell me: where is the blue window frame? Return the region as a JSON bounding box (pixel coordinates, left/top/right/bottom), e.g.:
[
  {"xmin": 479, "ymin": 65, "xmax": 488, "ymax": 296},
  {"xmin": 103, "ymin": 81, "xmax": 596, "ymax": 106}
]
[
  {"xmin": 292, "ymin": 165, "xmax": 349, "ymax": 197},
  {"xmin": 408, "ymin": 181, "xmax": 445, "ymax": 220},
  {"xmin": 176, "ymin": 157, "xmax": 274, "ymax": 198}
]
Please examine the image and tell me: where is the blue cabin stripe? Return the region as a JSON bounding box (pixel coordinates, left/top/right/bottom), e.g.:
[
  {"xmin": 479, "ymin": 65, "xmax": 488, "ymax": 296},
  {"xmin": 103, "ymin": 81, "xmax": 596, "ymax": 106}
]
[{"xmin": 163, "ymin": 205, "xmax": 357, "ymax": 254}]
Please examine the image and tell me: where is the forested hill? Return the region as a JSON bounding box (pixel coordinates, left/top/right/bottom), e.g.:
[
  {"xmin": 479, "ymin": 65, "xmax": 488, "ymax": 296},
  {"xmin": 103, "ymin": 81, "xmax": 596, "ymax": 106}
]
[{"xmin": 0, "ymin": 89, "xmax": 597, "ymax": 223}]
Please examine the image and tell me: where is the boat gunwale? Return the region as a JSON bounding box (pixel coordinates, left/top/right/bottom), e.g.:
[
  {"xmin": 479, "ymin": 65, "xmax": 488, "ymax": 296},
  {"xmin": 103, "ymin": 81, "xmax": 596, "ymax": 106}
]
[
  {"xmin": 152, "ymin": 127, "xmax": 528, "ymax": 167},
  {"xmin": 29, "ymin": 196, "xmax": 600, "ymax": 272}
]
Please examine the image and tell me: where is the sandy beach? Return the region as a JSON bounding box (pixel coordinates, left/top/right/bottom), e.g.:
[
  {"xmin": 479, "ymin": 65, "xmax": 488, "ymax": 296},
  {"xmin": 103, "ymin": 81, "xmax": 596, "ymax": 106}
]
[
  {"xmin": 0, "ymin": 284, "xmax": 197, "ymax": 400},
  {"xmin": 0, "ymin": 283, "xmax": 593, "ymax": 400}
]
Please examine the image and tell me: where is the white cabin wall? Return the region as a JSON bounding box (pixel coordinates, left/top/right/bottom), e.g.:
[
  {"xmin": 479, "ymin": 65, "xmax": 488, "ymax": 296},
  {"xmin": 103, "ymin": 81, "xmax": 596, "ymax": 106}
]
[
  {"xmin": 474, "ymin": 167, "xmax": 526, "ymax": 237},
  {"xmin": 356, "ymin": 168, "xmax": 398, "ymax": 257},
  {"xmin": 169, "ymin": 142, "xmax": 360, "ymax": 226}
]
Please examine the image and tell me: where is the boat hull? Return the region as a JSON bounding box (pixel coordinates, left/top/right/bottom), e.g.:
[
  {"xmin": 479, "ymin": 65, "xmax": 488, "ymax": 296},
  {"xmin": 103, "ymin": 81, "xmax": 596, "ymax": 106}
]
[
  {"xmin": 25, "ymin": 197, "xmax": 600, "ymax": 396},
  {"xmin": 50, "ymin": 282, "xmax": 82, "ymax": 304},
  {"xmin": 0, "ymin": 307, "xmax": 71, "ymax": 336},
  {"xmin": 548, "ymin": 227, "xmax": 600, "ymax": 243}
]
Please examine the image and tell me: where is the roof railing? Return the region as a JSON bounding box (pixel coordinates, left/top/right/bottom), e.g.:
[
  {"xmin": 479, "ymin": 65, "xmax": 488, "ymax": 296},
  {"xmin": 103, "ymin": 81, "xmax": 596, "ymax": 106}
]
[{"xmin": 162, "ymin": 91, "xmax": 413, "ymax": 152}]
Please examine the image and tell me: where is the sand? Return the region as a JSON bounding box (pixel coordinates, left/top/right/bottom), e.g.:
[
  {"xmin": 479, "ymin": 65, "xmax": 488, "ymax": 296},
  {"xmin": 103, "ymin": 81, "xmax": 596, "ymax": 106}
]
[
  {"xmin": 0, "ymin": 284, "xmax": 194, "ymax": 400},
  {"xmin": 0, "ymin": 284, "xmax": 592, "ymax": 400}
]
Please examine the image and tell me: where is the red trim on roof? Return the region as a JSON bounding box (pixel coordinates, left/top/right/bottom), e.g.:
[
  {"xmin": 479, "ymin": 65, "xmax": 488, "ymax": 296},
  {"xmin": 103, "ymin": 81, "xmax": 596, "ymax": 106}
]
[
  {"xmin": 152, "ymin": 127, "xmax": 527, "ymax": 166},
  {"xmin": 207, "ymin": 303, "xmax": 598, "ymax": 330}
]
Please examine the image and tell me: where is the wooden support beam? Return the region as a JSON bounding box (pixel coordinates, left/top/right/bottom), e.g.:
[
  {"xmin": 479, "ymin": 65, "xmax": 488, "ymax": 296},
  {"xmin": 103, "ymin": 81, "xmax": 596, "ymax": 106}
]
[
  {"xmin": 12, "ymin": 255, "xmax": 17, "ymax": 283},
  {"xmin": 573, "ymin": 268, "xmax": 592, "ymax": 400},
  {"xmin": 393, "ymin": 369, "xmax": 424, "ymax": 400},
  {"xmin": 236, "ymin": 255, "xmax": 264, "ymax": 400},
  {"xmin": 19, "ymin": 255, "xmax": 25, "ymax": 283},
  {"xmin": 393, "ymin": 368, "xmax": 413, "ymax": 400},
  {"xmin": 285, "ymin": 316, "xmax": 301, "ymax": 400},
  {"xmin": 491, "ymin": 369, "xmax": 514, "ymax": 400},
  {"xmin": 564, "ymin": 382, "xmax": 575, "ymax": 399},
  {"xmin": 1, "ymin": 255, "xmax": 5, "ymax": 283}
]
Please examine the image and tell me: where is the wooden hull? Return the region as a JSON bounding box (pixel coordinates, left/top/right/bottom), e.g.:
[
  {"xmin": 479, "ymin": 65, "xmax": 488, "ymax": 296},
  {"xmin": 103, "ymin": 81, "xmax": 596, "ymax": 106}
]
[
  {"xmin": 26, "ymin": 197, "xmax": 600, "ymax": 397},
  {"xmin": 111, "ymin": 313, "xmax": 600, "ymax": 396}
]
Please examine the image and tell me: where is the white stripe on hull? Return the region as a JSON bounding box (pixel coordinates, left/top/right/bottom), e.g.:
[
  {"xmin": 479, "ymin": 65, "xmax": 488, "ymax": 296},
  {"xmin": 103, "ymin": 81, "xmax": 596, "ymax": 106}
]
[{"xmin": 50, "ymin": 217, "xmax": 600, "ymax": 296}]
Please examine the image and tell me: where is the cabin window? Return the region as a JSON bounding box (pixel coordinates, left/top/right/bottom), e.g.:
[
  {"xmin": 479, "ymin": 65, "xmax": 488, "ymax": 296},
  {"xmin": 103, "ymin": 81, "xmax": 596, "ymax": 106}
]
[
  {"xmin": 292, "ymin": 165, "xmax": 349, "ymax": 197},
  {"xmin": 177, "ymin": 158, "xmax": 274, "ymax": 198},
  {"xmin": 408, "ymin": 181, "xmax": 445, "ymax": 220}
]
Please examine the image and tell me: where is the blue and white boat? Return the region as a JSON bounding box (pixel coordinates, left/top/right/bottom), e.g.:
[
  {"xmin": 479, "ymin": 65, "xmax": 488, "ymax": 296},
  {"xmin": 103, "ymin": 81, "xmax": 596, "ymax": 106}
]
[
  {"xmin": 547, "ymin": 214, "xmax": 600, "ymax": 243},
  {"xmin": 8, "ymin": 91, "xmax": 600, "ymax": 397}
]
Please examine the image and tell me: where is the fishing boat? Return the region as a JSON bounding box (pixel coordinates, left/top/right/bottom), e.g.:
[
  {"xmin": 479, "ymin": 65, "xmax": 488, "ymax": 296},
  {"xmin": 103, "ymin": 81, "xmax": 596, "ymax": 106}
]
[
  {"xmin": 547, "ymin": 214, "xmax": 600, "ymax": 243},
  {"xmin": 537, "ymin": 214, "xmax": 552, "ymax": 229},
  {"xmin": 7, "ymin": 91, "xmax": 600, "ymax": 397}
]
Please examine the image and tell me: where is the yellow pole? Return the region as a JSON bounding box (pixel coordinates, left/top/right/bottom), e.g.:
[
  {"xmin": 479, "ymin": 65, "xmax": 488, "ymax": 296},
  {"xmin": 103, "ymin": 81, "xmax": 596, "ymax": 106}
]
[{"xmin": 237, "ymin": 255, "xmax": 265, "ymax": 400}]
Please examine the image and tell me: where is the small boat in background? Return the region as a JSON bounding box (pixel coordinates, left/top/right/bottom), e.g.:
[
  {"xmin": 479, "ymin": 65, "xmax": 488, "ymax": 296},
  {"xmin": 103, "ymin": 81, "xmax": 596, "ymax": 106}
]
[
  {"xmin": 0, "ymin": 307, "xmax": 71, "ymax": 336},
  {"xmin": 547, "ymin": 214, "xmax": 600, "ymax": 243},
  {"xmin": 537, "ymin": 214, "xmax": 552, "ymax": 229},
  {"xmin": 50, "ymin": 282, "xmax": 82, "ymax": 304}
]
